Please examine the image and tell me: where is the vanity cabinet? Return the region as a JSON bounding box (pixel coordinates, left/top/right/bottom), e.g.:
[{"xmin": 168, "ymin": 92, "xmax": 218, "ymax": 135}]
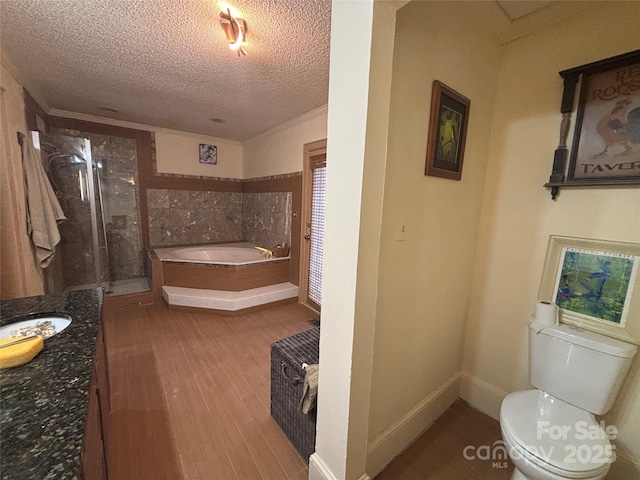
[{"xmin": 81, "ymin": 327, "xmax": 110, "ymax": 480}]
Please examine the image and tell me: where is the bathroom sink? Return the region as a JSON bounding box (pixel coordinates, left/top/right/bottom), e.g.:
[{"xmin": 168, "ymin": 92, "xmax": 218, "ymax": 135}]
[{"xmin": 0, "ymin": 312, "xmax": 72, "ymax": 340}]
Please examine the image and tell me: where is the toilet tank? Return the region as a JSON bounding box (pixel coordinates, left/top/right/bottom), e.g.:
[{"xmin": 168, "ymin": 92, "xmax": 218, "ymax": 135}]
[{"xmin": 529, "ymin": 322, "xmax": 637, "ymax": 415}]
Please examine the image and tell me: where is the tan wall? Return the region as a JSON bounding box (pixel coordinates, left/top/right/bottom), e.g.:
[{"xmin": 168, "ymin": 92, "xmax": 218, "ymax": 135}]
[
  {"xmin": 48, "ymin": 111, "xmax": 245, "ymax": 179},
  {"xmin": 242, "ymin": 106, "xmax": 327, "ymax": 179},
  {"xmin": 154, "ymin": 131, "xmax": 243, "ymax": 178},
  {"xmin": 52, "ymin": 108, "xmax": 326, "ymax": 180},
  {"xmin": 0, "ymin": 64, "xmax": 44, "ymax": 299},
  {"xmin": 367, "ymin": 0, "xmax": 502, "ymax": 443},
  {"xmin": 462, "ymin": 3, "xmax": 640, "ymax": 476}
]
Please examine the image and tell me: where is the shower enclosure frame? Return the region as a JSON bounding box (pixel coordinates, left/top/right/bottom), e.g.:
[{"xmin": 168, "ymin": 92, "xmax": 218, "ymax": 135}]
[
  {"xmin": 47, "ymin": 116, "xmax": 153, "ymax": 250},
  {"xmin": 34, "ymin": 131, "xmax": 110, "ymax": 292},
  {"xmin": 82, "ymin": 136, "xmax": 105, "ymax": 288}
]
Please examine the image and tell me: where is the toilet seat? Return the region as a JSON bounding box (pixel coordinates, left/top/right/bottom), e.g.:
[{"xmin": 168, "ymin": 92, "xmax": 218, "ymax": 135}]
[{"xmin": 501, "ymin": 390, "xmax": 611, "ymax": 479}]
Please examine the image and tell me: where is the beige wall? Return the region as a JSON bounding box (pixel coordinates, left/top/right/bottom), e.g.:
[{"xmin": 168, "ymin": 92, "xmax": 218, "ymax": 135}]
[
  {"xmin": 55, "ymin": 107, "xmax": 327, "ymax": 180},
  {"xmin": 0, "ymin": 63, "xmax": 44, "ymax": 299},
  {"xmin": 154, "ymin": 131, "xmax": 242, "ymax": 178},
  {"xmin": 242, "ymin": 106, "xmax": 327, "ymax": 179},
  {"xmin": 462, "ymin": 2, "xmax": 640, "ymax": 476},
  {"xmin": 154, "ymin": 107, "xmax": 327, "ymax": 179},
  {"xmin": 367, "ymin": 0, "xmax": 502, "ymax": 447},
  {"xmin": 50, "ymin": 111, "xmax": 245, "ymax": 179}
]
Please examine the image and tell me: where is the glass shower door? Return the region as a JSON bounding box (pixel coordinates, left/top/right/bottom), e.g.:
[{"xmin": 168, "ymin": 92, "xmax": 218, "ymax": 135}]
[
  {"xmin": 48, "ymin": 126, "xmax": 148, "ymax": 296},
  {"xmin": 38, "ymin": 133, "xmax": 108, "ymax": 293}
]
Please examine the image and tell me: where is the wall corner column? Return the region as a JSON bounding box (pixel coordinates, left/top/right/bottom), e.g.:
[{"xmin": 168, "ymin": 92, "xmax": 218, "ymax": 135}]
[{"xmin": 310, "ymin": 0, "xmax": 401, "ymax": 478}]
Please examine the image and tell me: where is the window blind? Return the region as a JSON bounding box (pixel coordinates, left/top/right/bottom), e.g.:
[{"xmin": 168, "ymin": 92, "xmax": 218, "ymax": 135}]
[{"xmin": 308, "ymin": 164, "xmax": 326, "ymax": 306}]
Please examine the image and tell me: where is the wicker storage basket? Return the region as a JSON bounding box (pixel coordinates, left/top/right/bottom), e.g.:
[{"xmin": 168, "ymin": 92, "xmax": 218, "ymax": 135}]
[{"xmin": 270, "ymin": 327, "xmax": 320, "ymax": 460}]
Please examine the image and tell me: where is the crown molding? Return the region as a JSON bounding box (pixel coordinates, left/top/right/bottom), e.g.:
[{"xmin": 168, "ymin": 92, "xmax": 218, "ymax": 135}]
[
  {"xmin": 49, "ymin": 109, "xmax": 242, "ymax": 145},
  {"xmin": 244, "ymin": 104, "xmax": 328, "ymax": 144}
]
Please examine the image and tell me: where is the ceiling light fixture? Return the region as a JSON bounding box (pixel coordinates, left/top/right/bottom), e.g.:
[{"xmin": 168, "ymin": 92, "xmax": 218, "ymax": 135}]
[{"xmin": 219, "ymin": 7, "xmax": 248, "ymax": 56}]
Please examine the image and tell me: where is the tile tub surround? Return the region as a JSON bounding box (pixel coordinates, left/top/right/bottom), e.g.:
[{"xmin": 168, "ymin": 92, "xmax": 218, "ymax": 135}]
[
  {"xmin": 157, "ymin": 243, "xmax": 295, "ymax": 312},
  {"xmin": 147, "ymin": 189, "xmax": 243, "ymax": 246},
  {"xmin": 242, "ymin": 191, "xmax": 292, "ymax": 250},
  {"xmin": 0, "ymin": 288, "xmax": 103, "ymax": 480},
  {"xmin": 158, "ymin": 249, "xmax": 290, "ymax": 291},
  {"xmin": 146, "ymin": 189, "xmax": 292, "ymax": 249}
]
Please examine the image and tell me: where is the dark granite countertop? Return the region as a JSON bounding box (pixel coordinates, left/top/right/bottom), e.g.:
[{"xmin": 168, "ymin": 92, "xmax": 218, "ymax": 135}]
[{"xmin": 0, "ymin": 288, "xmax": 103, "ymax": 480}]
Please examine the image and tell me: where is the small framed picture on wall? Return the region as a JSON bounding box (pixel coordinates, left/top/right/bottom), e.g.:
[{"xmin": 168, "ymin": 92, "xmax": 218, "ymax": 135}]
[
  {"xmin": 424, "ymin": 80, "xmax": 470, "ymax": 181},
  {"xmin": 199, "ymin": 144, "xmax": 217, "ymax": 164}
]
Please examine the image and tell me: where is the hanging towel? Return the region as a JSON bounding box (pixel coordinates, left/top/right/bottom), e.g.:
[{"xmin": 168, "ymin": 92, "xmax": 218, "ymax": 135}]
[
  {"xmin": 21, "ymin": 134, "xmax": 66, "ymax": 268},
  {"xmin": 299, "ymin": 363, "xmax": 319, "ymax": 415}
]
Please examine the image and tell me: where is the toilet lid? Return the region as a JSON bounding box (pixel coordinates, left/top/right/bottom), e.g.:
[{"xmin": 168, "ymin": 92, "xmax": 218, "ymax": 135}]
[{"xmin": 501, "ymin": 390, "xmax": 613, "ymax": 477}]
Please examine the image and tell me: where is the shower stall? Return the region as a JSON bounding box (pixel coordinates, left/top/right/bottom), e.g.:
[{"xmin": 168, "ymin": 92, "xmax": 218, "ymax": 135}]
[{"xmin": 36, "ymin": 131, "xmax": 148, "ymax": 296}]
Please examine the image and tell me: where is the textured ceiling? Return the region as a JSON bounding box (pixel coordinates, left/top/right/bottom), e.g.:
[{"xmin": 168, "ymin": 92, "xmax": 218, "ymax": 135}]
[
  {"xmin": 1, "ymin": 0, "xmax": 332, "ymax": 141},
  {"xmin": 1, "ymin": 1, "xmax": 569, "ymax": 142}
]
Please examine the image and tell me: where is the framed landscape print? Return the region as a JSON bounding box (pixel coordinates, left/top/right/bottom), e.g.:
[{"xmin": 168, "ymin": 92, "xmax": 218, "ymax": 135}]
[{"xmin": 539, "ymin": 235, "xmax": 640, "ymax": 344}]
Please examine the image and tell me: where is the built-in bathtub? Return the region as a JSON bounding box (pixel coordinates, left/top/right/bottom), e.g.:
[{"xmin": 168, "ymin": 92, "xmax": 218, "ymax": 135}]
[
  {"xmin": 154, "ymin": 242, "xmax": 298, "ymax": 314},
  {"xmin": 157, "ymin": 243, "xmax": 284, "ymax": 266}
]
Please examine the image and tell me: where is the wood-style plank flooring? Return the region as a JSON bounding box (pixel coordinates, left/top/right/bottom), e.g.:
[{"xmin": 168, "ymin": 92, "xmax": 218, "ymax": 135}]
[
  {"xmin": 103, "ymin": 301, "xmax": 513, "ymax": 480},
  {"xmin": 376, "ymin": 400, "xmax": 514, "ymax": 479},
  {"xmin": 103, "ymin": 302, "xmax": 315, "ymax": 480}
]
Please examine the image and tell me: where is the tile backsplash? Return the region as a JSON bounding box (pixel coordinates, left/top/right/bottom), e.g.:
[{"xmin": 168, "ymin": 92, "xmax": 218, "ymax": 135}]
[
  {"xmin": 147, "ymin": 189, "xmax": 292, "ymax": 248},
  {"xmin": 243, "ymin": 192, "xmax": 292, "ymax": 250}
]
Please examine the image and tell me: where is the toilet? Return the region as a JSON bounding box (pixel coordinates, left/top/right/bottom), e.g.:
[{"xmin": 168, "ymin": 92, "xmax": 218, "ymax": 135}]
[{"xmin": 500, "ymin": 321, "xmax": 637, "ymax": 480}]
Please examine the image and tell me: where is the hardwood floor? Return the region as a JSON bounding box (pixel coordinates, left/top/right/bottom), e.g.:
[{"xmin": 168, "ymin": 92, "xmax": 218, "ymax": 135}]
[
  {"xmin": 103, "ymin": 301, "xmax": 316, "ymax": 480},
  {"xmin": 376, "ymin": 400, "xmax": 514, "ymax": 479},
  {"xmin": 103, "ymin": 302, "xmax": 512, "ymax": 480}
]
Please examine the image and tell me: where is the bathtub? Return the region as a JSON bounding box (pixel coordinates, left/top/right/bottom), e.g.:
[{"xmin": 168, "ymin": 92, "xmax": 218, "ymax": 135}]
[
  {"xmin": 154, "ymin": 242, "xmax": 291, "ymax": 292},
  {"xmin": 155, "ymin": 242, "xmax": 286, "ymax": 266}
]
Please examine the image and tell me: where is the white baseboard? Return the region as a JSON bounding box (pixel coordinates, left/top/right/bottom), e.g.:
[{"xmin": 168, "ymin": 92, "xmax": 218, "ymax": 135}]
[
  {"xmin": 312, "ymin": 372, "xmax": 639, "ymax": 480},
  {"xmin": 606, "ymin": 448, "xmax": 640, "ymax": 480},
  {"xmin": 309, "ymin": 373, "xmax": 459, "ymax": 480},
  {"xmin": 308, "ymin": 454, "xmax": 371, "ymax": 480},
  {"xmin": 308, "ymin": 454, "xmax": 335, "ymax": 480},
  {"xmin": 459, "ymin": 372, "xmax": 508, "ymax": 420},
  {"xmin": 365, "ymin": 373, "xmax": 461, "ymax": 477}
]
